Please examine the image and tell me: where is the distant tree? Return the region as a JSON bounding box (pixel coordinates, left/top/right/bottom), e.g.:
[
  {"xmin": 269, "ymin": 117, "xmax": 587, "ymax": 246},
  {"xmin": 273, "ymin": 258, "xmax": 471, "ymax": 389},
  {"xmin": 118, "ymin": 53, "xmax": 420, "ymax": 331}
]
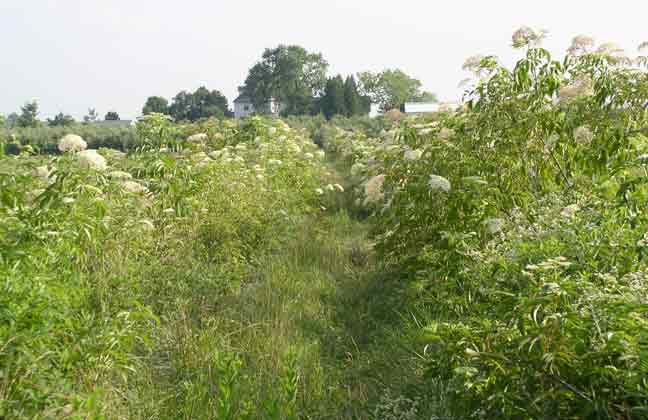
[
  {"xmin": 344, "ymin": 75, "xmax": 363, "ymax": 116},
  {"xmin": 6, "ymin": 113, "xmax": 19, "ymax": 129},
  {"xmin": 143, "ymin": 96, "xmax": 169, "ymax": 115},
  {"xmin": 47, "ymin": 112, "xmax": 75, "ymax": 127},
  {"xmin": 169, "ymin": 87, "xmax": 230, "ymax": 122},
  {"xmin": 243, "ymin": 45, "xmax": 328, "ymax": 116},
  {"xmin": 190, "ymin": 87, "xmax": 229, "ymax": 120},
  {"xmin": 321, "ymin": 75, "xmax": 347, "ymax": 119},
  {"xmin": 0, "ymin": 114, "xmax": 5, "ymax": 129},
  {"xmin": 410, "ymin": 90, "xmax": 438, "ymax": 103},
  {"xmin": 105, "ymin": 111, "xmax": 120, "ymax": 121},
  {"xmin": 83, "ymin": 108, "xmax": 99, "ymax": 123},
  {"xmin": 358, "ymin": 69, "xmax": 435, "ymax": 111},
  {"xmin": 16, "ymin": 101, "xmax": 40, "ymax": 128}
]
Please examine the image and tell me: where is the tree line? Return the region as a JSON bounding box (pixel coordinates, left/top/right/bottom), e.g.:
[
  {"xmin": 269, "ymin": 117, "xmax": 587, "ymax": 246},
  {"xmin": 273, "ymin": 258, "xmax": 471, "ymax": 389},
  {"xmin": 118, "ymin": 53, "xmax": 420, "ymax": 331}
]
[
  {"xmin": 2, "ymin": 44, "xmax": 437, "ymax": 127},
  {"xmin": 1, "ymin": 101, "xmax": 122, "ymax": 129},
  {"xmin": 239, "ymin": 44, "xmax": 437, "ymax": 119}
]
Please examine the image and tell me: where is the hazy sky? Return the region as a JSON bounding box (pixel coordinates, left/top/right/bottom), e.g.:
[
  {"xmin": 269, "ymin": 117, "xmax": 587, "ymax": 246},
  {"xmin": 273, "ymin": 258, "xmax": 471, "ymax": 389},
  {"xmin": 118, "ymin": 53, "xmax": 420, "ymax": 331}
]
[{"xmin": 1, "ymin": 1, "xmax": 646, "ymax": 120}]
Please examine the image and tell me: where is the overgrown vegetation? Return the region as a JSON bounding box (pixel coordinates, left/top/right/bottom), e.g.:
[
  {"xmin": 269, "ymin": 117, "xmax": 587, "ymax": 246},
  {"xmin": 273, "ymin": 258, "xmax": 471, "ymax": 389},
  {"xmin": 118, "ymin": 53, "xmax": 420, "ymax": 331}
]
[
  {"xmin": 323, "ymin": 30, "xmax": 648, "ymax": 419},
  {"xmin": 3, "ymin": 29, "xmax": 648, "ymax": 420}
]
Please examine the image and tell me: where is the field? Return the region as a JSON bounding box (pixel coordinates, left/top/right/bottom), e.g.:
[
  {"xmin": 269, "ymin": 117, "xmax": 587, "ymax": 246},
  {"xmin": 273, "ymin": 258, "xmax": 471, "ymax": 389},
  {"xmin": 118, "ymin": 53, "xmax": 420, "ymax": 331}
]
[{"xmin": 2, "ymin": 36, "xmax": 648, "ymax": 419}]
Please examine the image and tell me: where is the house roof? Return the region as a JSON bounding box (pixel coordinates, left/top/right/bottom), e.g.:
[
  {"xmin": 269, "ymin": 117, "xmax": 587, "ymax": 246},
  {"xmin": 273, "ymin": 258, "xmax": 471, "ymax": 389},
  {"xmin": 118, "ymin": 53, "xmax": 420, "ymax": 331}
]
[{"xmin": 234, "ymin": 93, "xmax": 252, "ymax": 104}]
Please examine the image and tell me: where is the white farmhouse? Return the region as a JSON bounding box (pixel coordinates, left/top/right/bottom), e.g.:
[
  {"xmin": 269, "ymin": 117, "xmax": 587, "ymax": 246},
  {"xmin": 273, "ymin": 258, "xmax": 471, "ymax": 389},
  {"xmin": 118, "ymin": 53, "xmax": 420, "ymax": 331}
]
[
  {"xmin": 369, "ymin": 103, "xmax": 382, "ymax": 118},
  {"xmin": 233, "ymin": 88, "xmax": 283, "ymax": 119}
]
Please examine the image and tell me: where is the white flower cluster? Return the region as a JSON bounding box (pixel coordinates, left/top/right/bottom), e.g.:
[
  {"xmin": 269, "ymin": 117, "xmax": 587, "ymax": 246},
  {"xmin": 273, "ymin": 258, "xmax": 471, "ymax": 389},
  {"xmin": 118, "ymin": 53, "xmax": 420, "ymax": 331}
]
[
  {"xmin": 573, "ymin": 125, "xmax": 594, "ymax": 146},
  {"xmin": 121, "ymin": 180, "xmax": 148, "ymax": 194},
  {"xmin": 77, "ymin": 150, "xmax": 107, "ymax": 171},
  {"xmin": 108, "ymin": 170, "xmax": 133, "ymax": 180},
  {"xmin": 403, "ymin": 149, "xmax": 423, "ymax": 161},
  {"xmin": 428, "ymin": 175, "xmax": 451, "ymax": 192},
  {"xmin": 525, "ymin": 256, "xmax": 572, "ymax": 272},
  {"xmin": 567, "ymin": 35, "xmax": 595, "ymax": 56},
  {"xmin": 187, "ymin": 133, "xmax": 208, "ymax": 142},
  {"xmin": 33, "ymin": 165, "xmax": 53, "ymax": 180},
  {"xmin": 58, "ymin": 134, "xmax": 87, "ymax": 153},
  {"xmin": 560, "ymin": 204, "xmax": 580, "ymax": 219},
  {"xmin": 364, "ymin": 174, "xmax": 386, "ymax": 204},
  {"xmin": 512, "ymin": 26, "xmax": 547, "ymax": 48},
  {"xmin": 438, "ymin": 127, "xmax": 455, "ymax": 141},
  {"xmin": 462, "ymin": 54, "xmax": 485, "ymax": 73},
  {"xmin": 558, "ymin": 77, "xmax": 594, "ymax": 103}
]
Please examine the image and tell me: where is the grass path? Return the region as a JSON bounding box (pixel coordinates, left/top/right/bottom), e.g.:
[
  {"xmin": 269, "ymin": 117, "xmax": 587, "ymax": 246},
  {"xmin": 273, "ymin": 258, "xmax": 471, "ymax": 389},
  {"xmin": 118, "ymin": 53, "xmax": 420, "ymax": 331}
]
[{"xmin": 124, "ymin": 167, "xmax": 423, "ymax": 419}]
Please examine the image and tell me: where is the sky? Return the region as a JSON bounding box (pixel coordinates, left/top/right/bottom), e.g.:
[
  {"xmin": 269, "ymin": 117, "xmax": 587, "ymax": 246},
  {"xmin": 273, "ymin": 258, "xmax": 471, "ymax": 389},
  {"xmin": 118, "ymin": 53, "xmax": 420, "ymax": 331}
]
[{"xmin": 1, "ymin": 0, "xmax": 647, "ymax": 120}]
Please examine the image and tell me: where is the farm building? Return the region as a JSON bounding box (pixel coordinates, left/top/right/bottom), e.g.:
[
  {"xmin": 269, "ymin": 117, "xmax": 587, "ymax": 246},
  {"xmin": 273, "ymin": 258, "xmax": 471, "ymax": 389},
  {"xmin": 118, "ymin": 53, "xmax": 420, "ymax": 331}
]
[
  {"xmin": 403, "ymin": 102, "xmax": 439, "ymax": 114},
  {"xmin": 369, "ymin": 103, "xmax": 382, "ymax": 118},
  {"xmin": 233, "ymin": 88, "xmax": 282, "ymax": 119}
]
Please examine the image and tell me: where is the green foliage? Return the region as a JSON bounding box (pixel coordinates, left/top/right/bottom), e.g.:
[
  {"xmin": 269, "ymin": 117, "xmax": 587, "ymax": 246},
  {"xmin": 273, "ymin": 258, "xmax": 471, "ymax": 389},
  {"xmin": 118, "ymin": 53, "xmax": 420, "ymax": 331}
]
[
  {"xmin": 8, "ymin": 124, "xmax": 138, "ymax": 153},
  {"xmin": 344, "ymin": 75, "xmax": 364, "ymax": 116},
  {"xmin": 325, "ymin": 39, "xmax": 648, "ymax": 418},
  {"xmin": 47, "ymin": 112, "xmax": 75, "ymax": 127},
  {"xmin": 83, "ymin": 108, "xmax": 98, "ymax": 123},
  {"xmin": 5, "ymin": 112, "xmax": 19, "ymax": 129},
  {"xmin": 243, "ymin": 45, "xmax": 329, "ymax": 116},
  {"xmin": 104, "ymin": 111, "xmax": 120, "ymax": 121},
  {"xmin": 321, "ymin": 75, "xmax": 347, "ymax": 119},
  {"xmin": 0, "ymin": 116, "xmax": 355, "ymax": 418},
  {"xmin": 320, "ymin": 75, "xmax": 367, "ymax": 120},
  {"xmin": 169, "ymin": 86, "xmax": 231, "ymax": 121},
  {"xmin": 357, "ymin": 69, "xmax": 434, "ymax": 111},
  {"xmin": 16, "ymin": 100, "xmax": 40, "ymax": 128},
  {"xmin": 142, "ymin": 96, "xmax": 169, "ymax": 116}
]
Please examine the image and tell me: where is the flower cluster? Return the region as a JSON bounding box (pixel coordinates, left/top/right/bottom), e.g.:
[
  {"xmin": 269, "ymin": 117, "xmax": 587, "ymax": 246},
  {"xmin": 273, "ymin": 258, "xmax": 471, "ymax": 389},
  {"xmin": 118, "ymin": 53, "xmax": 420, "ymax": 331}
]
[{"xmin": 58, "ymin": 134, "xmax": 87, "ymax": 153}]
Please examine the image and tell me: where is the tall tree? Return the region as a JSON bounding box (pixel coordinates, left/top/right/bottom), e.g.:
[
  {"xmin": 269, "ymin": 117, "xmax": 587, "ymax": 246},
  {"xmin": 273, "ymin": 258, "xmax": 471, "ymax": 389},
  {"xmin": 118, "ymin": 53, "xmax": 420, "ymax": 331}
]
[
  {"xmin": 105, "ymin": 111, "xmax": 120, "ymax": 121},
  {"xmin": 0, "ymin": 114, "xmax": 5, "ymax": 129},
  {"xmin": 143, "ymin": 96, "xmax": 169, "ymax": 115},
  {"xmin": 168, "ymin": 87, "xmax": 230, "ymax": 122},
  {"xmin": 47, "ymin": 112, "xmax": 75, "ymax": 126},
  {"xmin": 83, "ymin": 108, "xmax": 98, "ymax": 123},
  {"xmin": 16, "ymin": 101, "xmax": 40, "ymax": 128},
  {"xmin": 344, "ymin": 75, "xmax": 362, "ymax": 116},
  {"xmin": 243, "ymin": 45, "xmax": 328, "ymax": 116},
  {"xmin": 357, "ymin": 69, "xmax": 436, "ymax": 111},
  {"xmin": 321, "ymin": 75, "xmax": 347, "ymax": 119}
]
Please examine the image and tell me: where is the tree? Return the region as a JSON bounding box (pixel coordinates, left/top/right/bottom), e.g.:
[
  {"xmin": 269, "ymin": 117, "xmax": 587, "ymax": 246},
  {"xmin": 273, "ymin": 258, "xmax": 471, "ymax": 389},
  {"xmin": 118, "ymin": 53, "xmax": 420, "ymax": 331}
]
[
  {"xmin": 410, "ymin": 90, "xmax": 438, "ymax": 103},
  {"xmin": 16, "ymin": 101, "xmax": 40, "ymax": 128},
  {"xmin": 0, "ymin": 114, "xmax": 5, "ymax": 129},
  {"xmin": 105, "ymin": 111, "xmax": 120, "ymax": 121},
  {"xmin": 6, "ymin": 113, "xmax": 19, "ymax": 129},
  {"xmin": 243, "ymin": 45, "xmax": 328, "ymax": 116},
  {"xmin": 357, "ymin": 69, "xmax": 435, "ymax": 111},
  {"xmin": 344, "ymin": 75, "xmax": 363, "ymax": 116},
  {"xmin": 83, "ymin": 108, "xmax": 98, "ymax": 123},
  {"xmin": 321, "ymin": 75, "xmax": 347, "ymax": 119},
  {"xmin": 47, "ymin": 112, "xmax": 75, "ymax": 127},
  {"xmin": 143, "ymin": 96, "xmax": 169, "ymax": 115},
  {"xmin": 168, "ymin": 87, "xmax": 230, "ymax": 122}
]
